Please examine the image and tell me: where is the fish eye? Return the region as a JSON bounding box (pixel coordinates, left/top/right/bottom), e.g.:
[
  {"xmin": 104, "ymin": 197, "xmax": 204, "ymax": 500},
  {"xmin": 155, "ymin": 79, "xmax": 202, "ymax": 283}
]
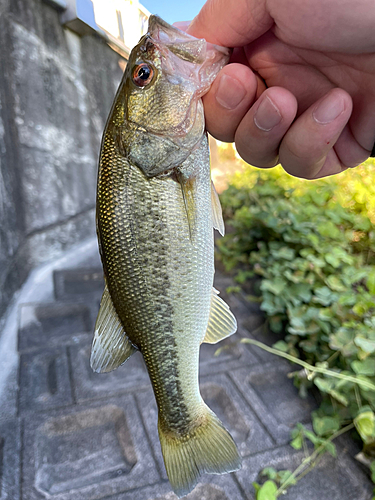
[{"xmin": 132, "ymin": 63, "xmax": 154, "ymax": 87}]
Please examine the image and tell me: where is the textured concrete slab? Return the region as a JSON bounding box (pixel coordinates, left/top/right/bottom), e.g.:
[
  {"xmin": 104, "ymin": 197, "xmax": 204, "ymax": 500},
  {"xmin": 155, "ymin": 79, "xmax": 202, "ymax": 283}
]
[
  {"xmin": 69, "ymin": 338, "xmax": 151, "ymax": 402},
  {"xmin": 235, "ymin": 444, "xmax": 373, "ymax": 500},
  {"xmin": 0, "ymin": 419, "xmax": 21, "ymax": 500},
  {"xmin": 231, "ymin": 364, "xmax": 317, "ymax": 444},
  {"xmin": 18, "ymin": 302, "xmax": 92, "ymax": 352},
  {"xmin": 53, "ymin": 268, "xmax": 104, "ymax": 301},
  {"xmin": 22, "ymin": 395, "xmax": 159, "ymax": 500},
  {"xmin": 105, "ymin": 474, "xmax": 246, "ymax": 500},
  {"xmin": 18, "ymin": 347, "xmax": 73, "ymax": 414},
  {"xmin": 240, "ymin": 322, "xmax": 285, "ymax": 364},
  {"xmin": 199, "ymin": 336, "xmax": 259, "ymax": 377}
]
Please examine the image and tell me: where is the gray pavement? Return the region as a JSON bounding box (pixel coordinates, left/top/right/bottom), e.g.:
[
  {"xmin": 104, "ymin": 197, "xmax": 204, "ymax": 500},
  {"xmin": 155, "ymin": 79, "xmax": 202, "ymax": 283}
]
[{"xmin": 0, "ymin": 250, "xmax": 372, "ymax": 499}]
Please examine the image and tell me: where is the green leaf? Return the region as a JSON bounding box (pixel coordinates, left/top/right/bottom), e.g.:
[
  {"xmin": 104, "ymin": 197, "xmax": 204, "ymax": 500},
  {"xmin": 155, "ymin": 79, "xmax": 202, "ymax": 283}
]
[
  {"xmin": 261, "ymin": 467, "xmax": 278, "ymax": 481},
  {"xmin": 329, "ymin": 329, "xmax": 354, "ymax": 350},
  {"xmin": 351, "ymin": 359, "xmax": 375, "ymax": 376},
  {"xmin": 326, "ymin": 275, "xmax": 346, "ymax": 292},
  {"xmin": 278, "ymin": 470, "xmax": 297, "ymax": 486},
  {"xmin": 273, "ymin": 340, "xmax": 289, "ymax": 352},
  {"xmin": 325, "ymin": 253, "xmax": 340, "ymax": 268},
  {"xmin": 261, "ymin": 278, "xmax": 286, "ymax": 296},
  {"xmin": 253, "ymin": 482, "xmax": 261, "ymax": 494},
  {"xmin": 367, "ymin": 269, "xmax": 375, "ymax": 295},
  {"xmin": 329, "ymin": 390, "xmax": 349, "ymax": 407},
  {"xmin": 290, "ymin": 435, "xmax": 303, "ymax": 450},
  {"xmin": 312, "ymin": 415, "xmax": 340, "ymax": 437},
  {"xmin": 257, "ymin": 480, "xmax": 278, "ymax": 500},
  {"xmin": 270, "ymin": 247, "xmax": 295, "ymax": 260},
  {"xmin": 317, "ymin": 221, "xmax": 342, "ymax": 239},
  {"xmin": 313, "ymin": 287, "xmax": 336, "ymax": 306},
  {"xmin": 302, "ymin": 428, "xmax": 321, "ymax": 446},
  {"xmin": 355, "ymin": 337, "xmax": 375, "ymax": 354},
  {"xmin": 324, "ymin": 441, "xmax": 337, "ymax": 458},
  {"xmin": 314, "ymin": 378, "xmax": 334, "ymax": 393},
  {"xmin": 354, "ymin": 411, "xmax": 375, "ymax": 444}
]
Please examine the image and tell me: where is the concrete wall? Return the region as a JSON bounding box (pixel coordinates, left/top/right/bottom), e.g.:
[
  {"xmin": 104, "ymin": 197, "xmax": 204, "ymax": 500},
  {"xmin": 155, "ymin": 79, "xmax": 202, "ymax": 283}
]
[{"xmin": 0, "ymin": 0, "xmax": 125, "ymax": 318}]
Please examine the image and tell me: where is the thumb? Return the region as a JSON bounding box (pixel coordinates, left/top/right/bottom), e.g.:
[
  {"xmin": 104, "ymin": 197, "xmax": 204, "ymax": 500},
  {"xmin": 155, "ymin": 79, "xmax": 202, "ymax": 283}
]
[{"xmin": 187, "ymin": 0, "xmax": 272, "ymax": 47}]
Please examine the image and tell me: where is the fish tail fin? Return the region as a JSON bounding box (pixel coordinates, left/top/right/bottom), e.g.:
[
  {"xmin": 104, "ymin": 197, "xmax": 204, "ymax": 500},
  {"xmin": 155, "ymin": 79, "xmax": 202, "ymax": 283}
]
[{"xmin": 158, "ymin": 405, "xmax": 241, "ymax": 498}]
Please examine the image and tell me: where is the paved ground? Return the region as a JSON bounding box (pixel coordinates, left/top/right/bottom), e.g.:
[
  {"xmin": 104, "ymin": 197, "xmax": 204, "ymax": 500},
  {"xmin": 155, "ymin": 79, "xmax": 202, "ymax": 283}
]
[{"xmin": 0, "ymin": 249, "xmax": 372, "ymax": 500}]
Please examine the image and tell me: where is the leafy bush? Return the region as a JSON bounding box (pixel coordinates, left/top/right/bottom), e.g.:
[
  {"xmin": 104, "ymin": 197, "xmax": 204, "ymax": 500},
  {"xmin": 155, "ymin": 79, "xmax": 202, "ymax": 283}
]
[{"xmin": 217, "ymin": 159, "xmax": 375, "ymax": 460}]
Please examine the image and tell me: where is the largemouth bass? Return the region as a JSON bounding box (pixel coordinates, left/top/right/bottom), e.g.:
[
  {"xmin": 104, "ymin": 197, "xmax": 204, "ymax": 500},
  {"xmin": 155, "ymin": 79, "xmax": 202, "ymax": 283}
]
[{"xmin": 90, "ymin": 15, "xmax": 241, "ymax": 497}]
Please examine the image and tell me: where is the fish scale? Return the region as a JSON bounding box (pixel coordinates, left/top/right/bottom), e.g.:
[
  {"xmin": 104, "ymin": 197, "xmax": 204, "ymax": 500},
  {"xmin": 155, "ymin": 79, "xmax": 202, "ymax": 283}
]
[{"xmin": 91, "ymin": 15, "xmax": 241, "ymax": 498}]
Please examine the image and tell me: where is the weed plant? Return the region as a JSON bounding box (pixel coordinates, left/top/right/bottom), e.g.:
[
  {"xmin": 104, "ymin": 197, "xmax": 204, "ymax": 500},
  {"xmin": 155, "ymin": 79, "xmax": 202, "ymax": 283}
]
[{"xmin": 216, "ymin": 156, "xmax": 375, "ymax": 498}]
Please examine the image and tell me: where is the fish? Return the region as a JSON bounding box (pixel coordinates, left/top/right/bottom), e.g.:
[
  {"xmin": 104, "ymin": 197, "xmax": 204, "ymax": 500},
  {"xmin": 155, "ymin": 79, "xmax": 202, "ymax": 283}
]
[{"xmin": 90, "ymin": 15, "xmax": 241, "ymax": 497}]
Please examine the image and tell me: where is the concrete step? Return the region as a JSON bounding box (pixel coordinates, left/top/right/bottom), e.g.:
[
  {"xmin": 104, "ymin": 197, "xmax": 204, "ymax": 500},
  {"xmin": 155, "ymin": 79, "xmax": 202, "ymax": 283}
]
[
  {"xmin": 53, "ymin": 268, "xmax": 104, "ymax": 301},
  {"xmin": 18, "ymin": 302, "xmax": 94, "ymax": 353}
]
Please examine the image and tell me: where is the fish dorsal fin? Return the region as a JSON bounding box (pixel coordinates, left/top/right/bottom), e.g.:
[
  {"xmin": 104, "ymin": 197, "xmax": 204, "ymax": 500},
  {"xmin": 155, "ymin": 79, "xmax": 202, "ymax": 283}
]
[
  {"xmin": 203, "ymin": 288, "xmax": 237, "ymax": 344},
  {"xmin": 90, "ymin": 285, "xmax": 137, "ymax": 373},
  {"xmin": 211, "ymin": 181, "xmax": 225, "ymax": 236}
]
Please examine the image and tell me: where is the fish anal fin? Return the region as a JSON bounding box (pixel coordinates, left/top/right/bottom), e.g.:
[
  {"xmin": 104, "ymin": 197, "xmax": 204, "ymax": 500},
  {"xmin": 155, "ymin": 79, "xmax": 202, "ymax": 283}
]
[
  {"xmin": 202, "ymin": 288, "xmax": 237, "ymax": 344},
  {"xmin": 90, "ymin": 285, "xmax": 137, "ymax": 373},
  {"xmin": 211, "ymin": 181, "xmax": 225, "ymax": 236}
]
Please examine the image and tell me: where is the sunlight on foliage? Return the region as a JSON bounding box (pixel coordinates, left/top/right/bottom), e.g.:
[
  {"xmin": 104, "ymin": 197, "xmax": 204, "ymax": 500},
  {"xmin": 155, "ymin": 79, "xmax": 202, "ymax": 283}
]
[{"xmin": 216, "ymin": 157, "xmax": 375, "ymax": 487}]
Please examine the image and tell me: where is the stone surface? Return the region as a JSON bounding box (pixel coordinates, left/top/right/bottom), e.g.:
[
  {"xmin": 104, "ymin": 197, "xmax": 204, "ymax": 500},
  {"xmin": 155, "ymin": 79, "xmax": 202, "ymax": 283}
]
[
  {"xmin": 235, "ymin": 445, "xmax": 373, "ymax": 500},
  {"xmin": 19, "ymin": 347, "xmax": 73, "ymax": 413},
  {"xmin": 22, "ymin": 396, "xmax": 159, "ymax": 500},
  {"xmin": 0, "ymin": 0, "xmax": 125, "ymax": 320},
  {"xmin": 18, "ymin": 302, "xmax": 92, "ymax": 352},
  {"xmin": 0, "ymin": 420, "xmax": 21, "ymax": 500},
  {"xmin": 53, "ymin": 268, "xmax": 104, "ymax": 301},
  {"xmin": 231, "ymin": 363, "xmax": 318, "ymax": 444},
  {"xmin": 199, "ymin": 334, "xmax": 258, "ymax": 377},
  {"xmin": 108, "ymin": 476, "xmax": 246, "ymax": 500}
]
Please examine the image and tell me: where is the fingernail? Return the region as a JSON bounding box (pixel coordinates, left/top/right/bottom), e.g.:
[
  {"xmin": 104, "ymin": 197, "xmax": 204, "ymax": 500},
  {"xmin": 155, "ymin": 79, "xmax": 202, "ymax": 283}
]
[
  {"xmin": 254, "ymin": 96, "xmax": 282, "ymax": 131},
  {"xmin": 313, "ymin": 93, "xmax": 345, "ymax": 124},
  {"xmin": 216, "ymin": 74, "xmax": 246, "ymax": 110}
]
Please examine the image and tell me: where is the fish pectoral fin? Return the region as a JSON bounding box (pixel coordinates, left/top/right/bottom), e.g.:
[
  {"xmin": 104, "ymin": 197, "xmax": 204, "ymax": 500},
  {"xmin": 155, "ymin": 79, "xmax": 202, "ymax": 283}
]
[
  {"xmin": 202, "ymin": 288, "xmax": 237, "ymax": 344},
  {"xmin": 158, "ymin": 404, "xmax": 241, "ymax": 498},
  {"xmin": 177, "ymin": 171, "xmax": 197, "ymax": 241},
  {"xmin": 211, "ymin": 181, "xmax": 225, "ymax": 236},
  {"xmin": 90, "ymin": 285, "xmax": 137, "ymax": 373}
]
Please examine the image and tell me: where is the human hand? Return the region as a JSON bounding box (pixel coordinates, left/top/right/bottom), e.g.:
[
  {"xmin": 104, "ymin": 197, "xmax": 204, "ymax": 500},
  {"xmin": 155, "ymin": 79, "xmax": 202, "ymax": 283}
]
[{"xmin": 181, "ymin": 0, "xmax": 375, "ymax": 179}]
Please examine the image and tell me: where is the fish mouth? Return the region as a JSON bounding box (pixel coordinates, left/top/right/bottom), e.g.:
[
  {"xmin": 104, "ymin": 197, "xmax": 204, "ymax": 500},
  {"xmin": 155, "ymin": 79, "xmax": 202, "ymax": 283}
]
[{"xmin": 147, "ymin": 15, "xmax": 231, "ymax": 97}]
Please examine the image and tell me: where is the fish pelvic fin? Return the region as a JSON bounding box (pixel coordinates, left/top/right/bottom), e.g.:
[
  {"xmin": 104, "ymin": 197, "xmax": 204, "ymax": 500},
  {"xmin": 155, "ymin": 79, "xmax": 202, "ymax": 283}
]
[
  {"xmin": 90, "ymin": 285, "xmax": 137, "ymax": 373},
  {"xmin": 158, "ymin": 405, "xmax": 241, "ymax": 498},
  {"xmin": 202, "ymin": 288, "xmax": 237, "ymax": 344}
]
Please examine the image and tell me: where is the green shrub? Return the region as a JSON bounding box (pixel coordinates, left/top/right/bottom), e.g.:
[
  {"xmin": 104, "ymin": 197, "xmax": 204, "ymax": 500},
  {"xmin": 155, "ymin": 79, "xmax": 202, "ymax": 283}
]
[{"xmin": 217, "ymin": 159, "xmax": 375, "ymax": 458}]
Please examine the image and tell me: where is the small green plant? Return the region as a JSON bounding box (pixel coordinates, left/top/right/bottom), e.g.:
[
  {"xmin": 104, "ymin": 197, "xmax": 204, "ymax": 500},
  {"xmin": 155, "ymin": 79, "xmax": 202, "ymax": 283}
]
[
  {"xmin": 253, "ymin": 421, "xmax": 354, "ymax": 499},
  {"xmin": 217, "ymin": 158, "xmax": 375, "ymax": 484}
]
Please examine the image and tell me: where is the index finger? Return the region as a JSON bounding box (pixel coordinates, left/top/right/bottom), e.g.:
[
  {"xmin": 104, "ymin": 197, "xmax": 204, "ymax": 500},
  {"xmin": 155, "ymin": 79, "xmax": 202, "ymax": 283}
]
[{"xmin": 187, "ymin": 0, "xmax": 272, "ymax": 47}]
